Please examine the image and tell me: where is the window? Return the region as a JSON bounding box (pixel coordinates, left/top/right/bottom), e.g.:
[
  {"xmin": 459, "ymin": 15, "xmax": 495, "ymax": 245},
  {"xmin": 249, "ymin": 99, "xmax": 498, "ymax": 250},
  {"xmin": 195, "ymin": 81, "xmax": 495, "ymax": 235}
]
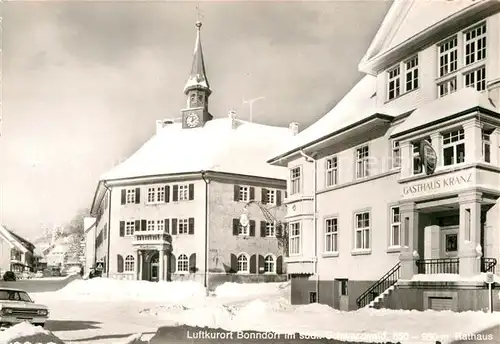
[
  {"xmin": 438, "ymin": 36, "xmax": 458, "ymax": 77},
  {"xmin": 178, "ymin": 219, "xmax": 189, "ymax": 234},
  {"xmin": 124, "ymin": 255, "xmax": 135, "ymax": 272},
  {"xmin": 147, "ymin": 188, "xmax": 155, "ymax": 203},
  {"xmin": 264, "ymin": 255, "xmax": 275, "ymax": 273},
  {"xmin": 178, "ymin": 185, "xmax": 189, "ymax": 201},
  {"xmin": 266, "ymin": 190, "xmax": 276, "ymax": 204},
  {"xmin": 289, "ymin": 222, "xmax": 301, "ymax": 255},
  {"xmin": 355, "ymin": 145, "xmax": 370, "ymax": 179},
  {"xmin": 147, "ymin": 220, "xmax": 155, "ymax": 231},
  {"xmin": 309, "ymin": 292, "xmax": 317, "ymax": 303},
  {"xmin": 405, "ymin": 56, "xmax": 419, "ymax": 92},
  {"xmin": 326, "ymin": 156, "xmax": 338, "ymax": 186},
  {"xmin": 325, "ymin": 218, "xmax": 338, "ymax": 253},
  {"xmin": 265, "ymin": 222, "xmax": 275, "ymax": 237},
  {"xmin": 156, "ymin": 186, "xmax": 165, "ymax": 202},
  {"xmin": 177, "ymin": 254, "xmax": 189, "ymax": 273},
  {"xmin": 126, "ymin": 189, "xmax": 136, "ymax": 204},
  {"xmin": 464, "ymin": 66, "xmax": 486, "ymax": 92},
  {"xmin": 464, "ymin": 23, "xmax": 486, "ymax": 66},
  {"xmin": 290, "ymin": 167, "xmax": 301, "ymax": 195},
  {"xmin": 125, "ymin": 221, "xmax": 135, "ymax": 236},
  {"xmin": 237, "ymin": 254, "xmax": 249, "ymax": 273},
  {"xmin": 391, "ymin": 141, "xmax": 401, "ymax": 169},
  {"xmin": 482, "ymin": 130, "xmax": 491, "ymax": 163},
  {"xmin": 390, "ymin": 207, "xmax": 401, "ymax": 247},
  {"xmin": 238, "ymin": 220, "xmax": 249, "ymax": 236},
  {"xmin": 354, "ymin": 212, "xmax": 370, "ymax": 250},
  {"xmin": 238, "ymin": 186, "xmax": 249, "ymax": 202},
  {"xmin": 438, "ymin": 78, "xmax": 457, "ymax": 97},
  {"xmin": 157, "ymin": 220, "xmax": 164, "ymax": 232},
  {"xmin": 387, "ymin": 66, "xmax": 401, "ymax": 100},
  {"xmin": 443, "ymin": 129, "xmax": 465, "ymax": 166}
]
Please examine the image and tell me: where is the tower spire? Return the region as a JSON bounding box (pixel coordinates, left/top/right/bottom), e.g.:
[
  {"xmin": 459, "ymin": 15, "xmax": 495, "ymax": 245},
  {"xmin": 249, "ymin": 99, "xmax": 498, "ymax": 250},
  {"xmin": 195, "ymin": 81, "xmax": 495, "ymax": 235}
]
[{"xmin": 183, "ymin": 19, "xmax": 211, "ymax": 95}]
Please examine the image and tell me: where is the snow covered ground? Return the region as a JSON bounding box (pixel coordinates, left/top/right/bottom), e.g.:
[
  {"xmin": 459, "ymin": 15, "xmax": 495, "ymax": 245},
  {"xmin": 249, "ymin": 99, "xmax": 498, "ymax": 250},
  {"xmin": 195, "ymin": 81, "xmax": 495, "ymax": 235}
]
[{"xmin": 4, "ymin": 278, "xmax": 499, "ymax": 344}]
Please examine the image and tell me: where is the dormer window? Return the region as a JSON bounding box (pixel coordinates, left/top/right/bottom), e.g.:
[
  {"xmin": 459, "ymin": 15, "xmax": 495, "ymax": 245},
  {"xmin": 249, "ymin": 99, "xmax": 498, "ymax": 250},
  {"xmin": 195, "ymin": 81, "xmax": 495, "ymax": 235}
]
[{"xmin": 387, "ymin": 55, "xmax": 419, "ymax": 101}]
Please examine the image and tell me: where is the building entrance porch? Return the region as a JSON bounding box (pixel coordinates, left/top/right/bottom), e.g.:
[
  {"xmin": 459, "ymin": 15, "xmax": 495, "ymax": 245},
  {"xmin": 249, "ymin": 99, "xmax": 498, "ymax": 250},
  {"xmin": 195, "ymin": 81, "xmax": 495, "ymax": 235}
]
[
  {"xmin": 399, "ymin": 190, "xmax": 497, "ymax": 278},
  {"xmin": 135, "ymin": 248, "xmax": 172, "ymax": 282}
]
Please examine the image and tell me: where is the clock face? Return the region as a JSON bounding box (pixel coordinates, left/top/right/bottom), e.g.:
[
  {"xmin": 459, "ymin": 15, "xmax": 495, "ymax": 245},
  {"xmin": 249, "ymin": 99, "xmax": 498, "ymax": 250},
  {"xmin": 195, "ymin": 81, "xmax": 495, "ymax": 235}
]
[{"xmin": 186, "ymin": 113, "xmax": 200, "ymax": 128}]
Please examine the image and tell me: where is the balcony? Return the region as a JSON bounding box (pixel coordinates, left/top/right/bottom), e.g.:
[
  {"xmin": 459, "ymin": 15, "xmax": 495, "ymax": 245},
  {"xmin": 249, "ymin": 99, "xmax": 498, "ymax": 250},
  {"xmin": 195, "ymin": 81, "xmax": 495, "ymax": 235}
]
[{"xmin": 132, "ymin": 231, "xmax": 172, "ymax": 251}]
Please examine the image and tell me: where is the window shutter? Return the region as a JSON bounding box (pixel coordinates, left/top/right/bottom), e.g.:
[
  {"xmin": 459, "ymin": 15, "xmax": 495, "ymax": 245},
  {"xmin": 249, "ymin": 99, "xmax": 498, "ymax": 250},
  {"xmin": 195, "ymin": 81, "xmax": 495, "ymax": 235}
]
[
  {"xmin": 232, "ymin": 219, "xmax": 239, "ymax": 236},
  {"xmin": 260, "ymin": 221, "xmax": 266, "ymax": 237},
  {"xmin": 249, "ymin": 220, "xmax": 256, "ymax": 236},
  {"xmin": 135, "ymin": 188, "xmax": 141, "ymax": 204},
  {"xmin": 230, "ymin": 253, "xmax": 237, "ymax": 273},
  {"xmin": 172, "ymin": 185, "xmax": 179, "ymax": 202},
  {"xmin": 189, "ymin": 253, "xmax": 197, "ymax": 273},
  {"xmin": 117, "ymin": 255, "xmax": 124, "ymax": 273},
  {"xmin": 188, "ymin": 218, "xmax": 195, "ymax": 234},
  {"xmin": 249, "ymin": 187, "xmax": 255, "ymax": 201},
  {"xmin": 121, "ymin": 190, "xmax": 126, "ymax": 205},
  {"xmin": 249, "ymin": 254, "xmax": 257, "ymax": 274},
  {"xmin": 258, "ymin": 254, "xmax": 265, "ymax": 274},
  {"xmin": 234, "ymin": 185, "xmax": 240, "ymax": 201},
  {"xmin": 138, "ymin": 220, "xmax": 145, "ymax": 232},
  {"xmin": 276, "ymin": 190, "xmax": 282, "ymax": 206},
  {"xmin": 261, "ymin": 188, "xmax": 268, "ymax": 204},
  {"xmin": 119, "ymin": 221, "xmax": 125, "ymax": 237},
  {"xmin": 276, "ymin": 223, "xmax": 282, "ymax": 238},
  {"xmin": 188, "ymin": 184, "xmax": 194, "ymax": 200},
  {"xmin": 276, "ymin": 256, "xmax": 283, "ymax": 274},
  {"xmin": 164, "ymin": 219, "xmax": 170, "ymax": 233},
  {"xmin": 165, "ymin": 185, "xmax": 170, "ymax": 203},
  {"xmin": 169, "ymin": 253, "xmax": 176, "ymax": 274},
  {"xmin": 171, "ymin": 219, "xmax": 178, "ymax": 235}
]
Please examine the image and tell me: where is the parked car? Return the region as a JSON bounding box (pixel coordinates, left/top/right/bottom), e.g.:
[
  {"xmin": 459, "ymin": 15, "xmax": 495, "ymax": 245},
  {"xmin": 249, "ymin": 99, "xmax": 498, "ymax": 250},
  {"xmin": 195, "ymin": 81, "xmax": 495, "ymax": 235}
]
[
  {"xmin": 3, "ymin": 271, "xmax": 16, "ymax": 282},
  {"xmin": 0, "ymin": 287, "xmax": 49, "ymax": 329}
]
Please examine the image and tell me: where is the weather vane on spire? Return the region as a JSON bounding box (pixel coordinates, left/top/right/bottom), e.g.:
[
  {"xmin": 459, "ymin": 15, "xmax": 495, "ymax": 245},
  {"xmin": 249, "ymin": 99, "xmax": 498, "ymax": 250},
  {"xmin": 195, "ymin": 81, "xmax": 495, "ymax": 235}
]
[{"xmin": 195, "ymin": 3, "xmax": 204, "ymax": 27}]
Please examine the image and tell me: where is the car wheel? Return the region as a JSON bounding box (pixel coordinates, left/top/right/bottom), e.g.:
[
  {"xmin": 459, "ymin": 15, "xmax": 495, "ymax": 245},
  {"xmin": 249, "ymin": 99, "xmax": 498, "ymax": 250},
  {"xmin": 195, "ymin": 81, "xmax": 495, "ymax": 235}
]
[{"xmin": 33, "ymin": 323, "xmax": 45, "ymax": 328}]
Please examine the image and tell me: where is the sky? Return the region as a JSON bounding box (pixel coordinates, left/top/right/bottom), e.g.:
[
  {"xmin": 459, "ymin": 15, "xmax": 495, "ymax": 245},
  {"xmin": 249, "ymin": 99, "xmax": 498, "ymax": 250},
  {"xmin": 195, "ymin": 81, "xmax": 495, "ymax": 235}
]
[{"xmin": 0, "ymin": 0, "xmax": 391, "ymax": 241}]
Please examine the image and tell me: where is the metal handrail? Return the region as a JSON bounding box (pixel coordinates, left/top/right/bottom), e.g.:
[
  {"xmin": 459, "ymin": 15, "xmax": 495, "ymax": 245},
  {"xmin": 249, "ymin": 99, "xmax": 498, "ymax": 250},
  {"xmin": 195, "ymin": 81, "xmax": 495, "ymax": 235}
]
[{"xmin": 356, "ymin": 262, "xmax": 401, "ymax": 308}]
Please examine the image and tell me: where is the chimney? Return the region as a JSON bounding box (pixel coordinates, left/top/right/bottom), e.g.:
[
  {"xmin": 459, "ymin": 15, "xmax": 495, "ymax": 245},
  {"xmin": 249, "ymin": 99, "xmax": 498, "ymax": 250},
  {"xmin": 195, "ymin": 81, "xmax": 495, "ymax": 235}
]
[
  {"xmin": 228, "ymin": 110, "xmax": 237, "ymax": 129},
  {"xmin": 156, "ymin": 119, "xmax": 175, "ymax": 134},
  {"xmin": 289, "ymin": 122, "xmax": 299, "ymax": 135}
]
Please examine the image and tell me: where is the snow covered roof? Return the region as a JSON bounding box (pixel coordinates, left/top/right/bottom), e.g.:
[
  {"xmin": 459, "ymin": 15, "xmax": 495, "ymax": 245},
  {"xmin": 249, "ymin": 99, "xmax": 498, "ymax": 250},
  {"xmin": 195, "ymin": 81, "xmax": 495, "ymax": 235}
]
[
  {"xmin": 391, "ymin": 87, "xmax": 499, "ymax": 138},
  {"xmin": 0, "ymin": 225, "xmax": 34, "ymax": 253},
  {"xmin": 101, "ymin": 117, "xmax": 293, "ymax": 181}
]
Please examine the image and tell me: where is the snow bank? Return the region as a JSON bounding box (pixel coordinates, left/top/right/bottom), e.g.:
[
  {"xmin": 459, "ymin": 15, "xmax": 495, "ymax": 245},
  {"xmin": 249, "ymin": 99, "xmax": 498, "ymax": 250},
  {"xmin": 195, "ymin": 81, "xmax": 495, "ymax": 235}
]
[
  {"xmin": 0, "ymin": 322, "xmax": 50, "ymax": 343},
  {"xmin": 55, "ymin": 278, "xmax": 206, "ymax": 302},
  {"xmin": 213, "ymin": 281, "xmax": 289, "ymax": 298}
]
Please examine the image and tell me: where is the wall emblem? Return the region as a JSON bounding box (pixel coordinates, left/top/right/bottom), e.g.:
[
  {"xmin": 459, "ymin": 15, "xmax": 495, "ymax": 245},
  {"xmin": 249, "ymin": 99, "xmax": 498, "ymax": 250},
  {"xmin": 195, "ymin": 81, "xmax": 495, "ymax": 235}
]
[{"xmin": 419, "ymin": 140, "xmax": 437, "ymax": 175}]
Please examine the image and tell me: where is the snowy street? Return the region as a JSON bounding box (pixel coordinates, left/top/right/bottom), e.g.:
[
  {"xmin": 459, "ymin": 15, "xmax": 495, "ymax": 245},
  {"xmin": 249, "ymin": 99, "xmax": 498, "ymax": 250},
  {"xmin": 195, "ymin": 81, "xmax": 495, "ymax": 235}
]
[{"xmin": 0, "ymin": 278, "xmax": 497, "ymax": 344}]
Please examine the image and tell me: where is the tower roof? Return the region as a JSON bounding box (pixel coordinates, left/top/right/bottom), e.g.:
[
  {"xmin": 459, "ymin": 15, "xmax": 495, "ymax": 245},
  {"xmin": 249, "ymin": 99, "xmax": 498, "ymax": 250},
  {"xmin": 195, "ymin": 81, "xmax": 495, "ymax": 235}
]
[{"xmin": 184, "ymin": 21, "xmax": 211, "ymax": 95}]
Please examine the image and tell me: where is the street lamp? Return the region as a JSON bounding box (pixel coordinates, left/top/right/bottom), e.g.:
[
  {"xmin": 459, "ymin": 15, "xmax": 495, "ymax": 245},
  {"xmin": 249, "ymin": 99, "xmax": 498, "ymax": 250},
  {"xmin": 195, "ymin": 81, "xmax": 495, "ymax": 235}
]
[
  {"xmin": 242, "ymin": 96, "xmax": 265, "ymax": 123},
  {"xmin": 239, "ymin": 200, "xmax": 288, "ymax": 256}
]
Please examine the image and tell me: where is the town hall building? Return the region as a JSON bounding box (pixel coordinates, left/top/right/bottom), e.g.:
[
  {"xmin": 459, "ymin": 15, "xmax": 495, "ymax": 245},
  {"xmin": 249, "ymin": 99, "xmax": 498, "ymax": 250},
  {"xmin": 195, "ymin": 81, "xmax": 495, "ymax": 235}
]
[
  {"xmin": 269, "ymin": 0, "xmax": 500, "ymax": 312},
  {"xmin": 88, "ymin": 20, "xmax": 292, "ymax": 288}
]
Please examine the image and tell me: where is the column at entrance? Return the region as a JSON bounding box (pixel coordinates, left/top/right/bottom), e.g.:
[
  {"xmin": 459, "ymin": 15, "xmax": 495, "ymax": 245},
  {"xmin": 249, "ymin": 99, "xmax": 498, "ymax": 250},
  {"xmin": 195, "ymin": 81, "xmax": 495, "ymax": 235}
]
[
  {"xmin": 165, "ymin": 252, "xmax": 170, "ymax": 281},
  {"xmin": 399, "ymin": 202, "xmax": 419, "ymax": 279},
  {"xmin": 458, "ymin": 191, "xmax": 482, "ymax": 277},
  {"xmin": 158, "ymin": 249, "xmax": 165, "ymax": 281},
  {"xmin": 135, "ymin": 250, "xmax": 143, "ymax": 280}
]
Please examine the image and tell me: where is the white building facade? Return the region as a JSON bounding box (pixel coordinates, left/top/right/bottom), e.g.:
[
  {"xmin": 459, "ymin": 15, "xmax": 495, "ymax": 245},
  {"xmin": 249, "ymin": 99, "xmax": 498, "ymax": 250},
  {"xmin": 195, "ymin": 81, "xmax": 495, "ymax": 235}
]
[{"xmin": 269, "ymin": 0, "xmax": 500, "ymax": 312}]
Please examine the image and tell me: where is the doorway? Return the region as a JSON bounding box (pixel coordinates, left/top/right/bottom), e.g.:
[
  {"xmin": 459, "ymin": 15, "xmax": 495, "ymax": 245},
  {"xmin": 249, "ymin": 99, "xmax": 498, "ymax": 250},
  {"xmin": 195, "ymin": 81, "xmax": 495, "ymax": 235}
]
[{"xmin": 150, "ymin": 254, "xmax": 159, "ymax": 282}]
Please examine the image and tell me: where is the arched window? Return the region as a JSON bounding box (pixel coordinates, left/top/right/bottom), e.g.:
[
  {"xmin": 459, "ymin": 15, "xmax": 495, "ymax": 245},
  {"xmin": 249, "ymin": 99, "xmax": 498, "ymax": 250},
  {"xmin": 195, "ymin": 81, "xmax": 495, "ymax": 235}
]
[
  {"xmin": 177, "ymin": 254, "xmax": 189, "ymax": 272},
  {"xmin": 237, "ymin": 254, "xmax": 249, "ymax": 273},
  {"xmin": 264, "ymin": 255, "xmax": 275, "ymax": 273},
  {"xmin": 124, "ymin": 255, "xmax": 135, "ymax": 272}
]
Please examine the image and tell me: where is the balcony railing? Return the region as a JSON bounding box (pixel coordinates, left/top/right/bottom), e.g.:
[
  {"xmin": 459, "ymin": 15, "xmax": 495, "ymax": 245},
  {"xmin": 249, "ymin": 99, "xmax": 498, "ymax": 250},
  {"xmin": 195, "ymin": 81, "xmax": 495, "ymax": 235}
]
[
  {"xmin": 132, "ymin": 231, "xmax": 172, "ymax": 248},
  {"xmin": 416, "ymin": 258, "xmax": 459, "ymax": 274}
]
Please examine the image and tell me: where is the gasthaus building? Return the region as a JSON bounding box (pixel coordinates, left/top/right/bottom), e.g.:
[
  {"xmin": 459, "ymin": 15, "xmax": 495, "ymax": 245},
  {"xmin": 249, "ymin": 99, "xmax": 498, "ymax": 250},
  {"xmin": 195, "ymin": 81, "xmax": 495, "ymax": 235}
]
[
  {"xmin": 268, "ymin": 0, "xmax": 500, "ymax": 312},
  {"xmin": 88, "ymin": 20, "xmax": 293, "ymax": 288}
]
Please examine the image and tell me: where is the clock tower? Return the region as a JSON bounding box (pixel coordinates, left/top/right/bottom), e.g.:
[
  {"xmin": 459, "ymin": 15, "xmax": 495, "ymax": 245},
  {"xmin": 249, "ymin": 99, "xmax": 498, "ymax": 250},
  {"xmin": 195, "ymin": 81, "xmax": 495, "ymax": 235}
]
[{"xmin": 181, "ymin": 20, "xmax": 213, "ymax": 129}]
